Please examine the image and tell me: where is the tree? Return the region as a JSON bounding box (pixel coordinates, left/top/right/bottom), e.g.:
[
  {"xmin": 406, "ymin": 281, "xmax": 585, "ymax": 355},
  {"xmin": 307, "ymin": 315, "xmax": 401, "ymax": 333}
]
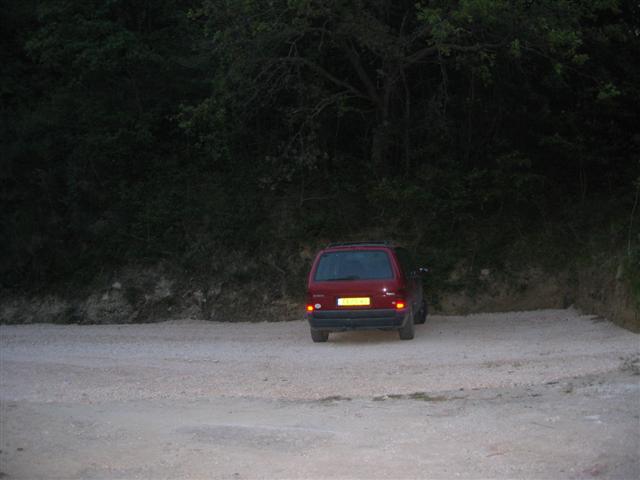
[
  {"xmin": 1, "ymin": 0, "xmax": 207, "ymax": 282},
  {"xmin": 195, "ymin": 0, "xmax": 620, "ymax": 176},
  {"xmin": 1, "ymin": 0, "xmax": 637, "ymax": 288}
]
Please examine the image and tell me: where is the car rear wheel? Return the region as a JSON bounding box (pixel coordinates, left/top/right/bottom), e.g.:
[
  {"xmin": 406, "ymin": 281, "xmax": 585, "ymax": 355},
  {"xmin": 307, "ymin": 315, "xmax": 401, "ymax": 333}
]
[
  {"xmin": 398, "ymin": 311, "xmax": 415, "ymax": 340},
  {"xmin": 414, "ymin": 300, "xmax": 428, "ymax": 324},
  {"xmin": 310, "ymin": 329, "xmax": 329, "ymax": 343}
]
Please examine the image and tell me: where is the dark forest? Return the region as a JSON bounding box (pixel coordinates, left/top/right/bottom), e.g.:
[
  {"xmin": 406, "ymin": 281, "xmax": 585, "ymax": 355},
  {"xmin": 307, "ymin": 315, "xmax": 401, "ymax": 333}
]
[{"xmin": 1, "ymin": 0, "xmax": 638, "ymax": 321}]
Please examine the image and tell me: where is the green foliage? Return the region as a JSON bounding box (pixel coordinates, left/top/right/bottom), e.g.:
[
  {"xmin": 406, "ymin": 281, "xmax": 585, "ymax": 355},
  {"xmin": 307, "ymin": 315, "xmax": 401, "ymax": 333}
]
[{"xmin": 1, "ymin": 0, "xmax": 638, "ymax": 300}]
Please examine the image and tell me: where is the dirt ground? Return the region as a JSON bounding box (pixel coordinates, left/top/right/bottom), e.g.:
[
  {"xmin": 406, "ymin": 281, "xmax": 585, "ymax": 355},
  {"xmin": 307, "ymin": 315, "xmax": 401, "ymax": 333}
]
[{"xmin": 1, "ymin": 308, "xmax": 638, "ymax": 479}]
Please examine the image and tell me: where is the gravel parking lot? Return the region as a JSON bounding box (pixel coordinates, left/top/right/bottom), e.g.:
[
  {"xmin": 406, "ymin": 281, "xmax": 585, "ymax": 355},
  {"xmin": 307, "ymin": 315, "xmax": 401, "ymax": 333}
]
[{"xmin": 1, "ymin": 308, "xmax": 639, "ymax": 479}]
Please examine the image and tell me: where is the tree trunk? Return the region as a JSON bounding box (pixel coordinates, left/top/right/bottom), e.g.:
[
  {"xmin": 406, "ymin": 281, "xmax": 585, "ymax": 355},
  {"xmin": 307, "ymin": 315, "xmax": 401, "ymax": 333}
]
[
  {"xmin": 371, "ymin": 122, "xmax": 389, "ymax": 176},
  {"xmin": 371, "ymin": 73, "xmax": 396, "ymax": 176}
]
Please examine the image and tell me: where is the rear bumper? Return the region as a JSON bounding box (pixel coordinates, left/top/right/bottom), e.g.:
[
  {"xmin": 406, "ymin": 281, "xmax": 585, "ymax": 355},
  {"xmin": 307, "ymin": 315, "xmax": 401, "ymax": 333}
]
[{"xmin": 308, "ymin": 308, "xmax": 407, "ymax": 331}]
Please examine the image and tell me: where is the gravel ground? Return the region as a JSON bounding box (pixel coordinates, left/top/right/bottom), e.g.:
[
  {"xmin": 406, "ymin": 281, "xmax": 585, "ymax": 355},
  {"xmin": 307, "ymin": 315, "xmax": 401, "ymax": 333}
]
[{"xmin": 1, "ymin": 308, "xmax": 639, "ymax": 479}]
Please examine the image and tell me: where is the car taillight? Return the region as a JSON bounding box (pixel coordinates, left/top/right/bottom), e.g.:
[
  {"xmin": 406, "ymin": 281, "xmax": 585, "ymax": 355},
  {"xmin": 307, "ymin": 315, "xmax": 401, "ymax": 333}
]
[
  {"xmin": 306, "ymin": 305, "xmax": 314, "ymax": 312},
  {"xmin": 395, "ymin": 301, "xmax": 406, "ymax": 310}
]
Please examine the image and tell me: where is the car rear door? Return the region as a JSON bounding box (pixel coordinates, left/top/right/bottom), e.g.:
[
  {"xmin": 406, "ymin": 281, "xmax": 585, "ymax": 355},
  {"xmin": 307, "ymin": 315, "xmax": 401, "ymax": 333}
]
[
  {"xmin": 309, "ymin": 248, "xmax": 400, "ymax": 310},
  {"xmin": 395, "ymin": 247, "xmax": 423, "ymax": 313}
]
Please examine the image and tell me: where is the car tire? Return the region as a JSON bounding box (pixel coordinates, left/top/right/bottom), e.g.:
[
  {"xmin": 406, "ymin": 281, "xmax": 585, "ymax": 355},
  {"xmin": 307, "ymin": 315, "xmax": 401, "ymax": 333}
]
[
  {"xmin": 310, "ymin": 329, "xmax": 329, "ymax": 343},
  {"xmin": 398, "ymin": 311, "xmax": 415, "ymax": 340},
  {"xmin": 414, "ymin": 300, "xmax": 428, "ymax": 324}
]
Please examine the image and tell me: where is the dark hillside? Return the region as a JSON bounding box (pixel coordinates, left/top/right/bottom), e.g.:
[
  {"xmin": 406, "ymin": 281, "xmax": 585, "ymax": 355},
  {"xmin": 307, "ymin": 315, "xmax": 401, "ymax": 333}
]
[{"xmin": 1, "ymin": 0, "xmax": 638, "ymax": 327}]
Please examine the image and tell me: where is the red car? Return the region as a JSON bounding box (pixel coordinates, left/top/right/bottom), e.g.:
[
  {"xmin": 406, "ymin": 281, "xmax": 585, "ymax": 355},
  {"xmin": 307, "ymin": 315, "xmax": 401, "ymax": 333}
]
[{"xmin": 305, "ymin": 242, "xmax": 428, "ymax": 342}]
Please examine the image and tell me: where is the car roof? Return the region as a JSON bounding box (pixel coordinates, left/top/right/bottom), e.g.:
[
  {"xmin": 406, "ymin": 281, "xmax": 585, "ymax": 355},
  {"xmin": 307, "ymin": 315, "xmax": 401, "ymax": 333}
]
[{"xmin": 323, "ymin": 241, "xmax": 398, "ymax": 251}]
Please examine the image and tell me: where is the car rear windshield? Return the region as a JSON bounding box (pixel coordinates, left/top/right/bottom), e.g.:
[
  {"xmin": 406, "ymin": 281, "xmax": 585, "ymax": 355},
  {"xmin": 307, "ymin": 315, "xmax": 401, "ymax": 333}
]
[{"xmin": 314, "ymin": 250, "xmax": 394, "ymax": 281}]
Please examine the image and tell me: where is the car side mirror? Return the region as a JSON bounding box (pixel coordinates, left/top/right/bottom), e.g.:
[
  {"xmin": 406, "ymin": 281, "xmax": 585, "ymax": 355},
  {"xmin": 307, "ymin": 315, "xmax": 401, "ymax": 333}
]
[{"xmin": 410, "ymin": 267, "xmax": 429, "ymax": 278}]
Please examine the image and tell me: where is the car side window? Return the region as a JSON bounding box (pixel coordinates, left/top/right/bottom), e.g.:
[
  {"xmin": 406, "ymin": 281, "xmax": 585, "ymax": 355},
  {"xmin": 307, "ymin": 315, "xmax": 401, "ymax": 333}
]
[{"xmin": 395, "ymin": 248, "xmax": 414, "ymax": 277}]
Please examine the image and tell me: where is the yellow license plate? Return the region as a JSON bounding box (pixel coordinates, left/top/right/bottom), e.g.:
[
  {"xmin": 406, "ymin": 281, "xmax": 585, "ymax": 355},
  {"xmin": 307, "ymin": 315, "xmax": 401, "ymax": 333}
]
[{"xmin": 337, "ymin": 297, "xmax": 370, "ymax": 306}]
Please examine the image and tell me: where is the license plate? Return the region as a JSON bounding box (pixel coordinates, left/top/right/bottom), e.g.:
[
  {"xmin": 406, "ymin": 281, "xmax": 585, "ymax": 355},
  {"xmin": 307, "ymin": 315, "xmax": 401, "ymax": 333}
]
[{"xmin": 337, "ymin": 297, "xmax": 370, "ymax": 306}]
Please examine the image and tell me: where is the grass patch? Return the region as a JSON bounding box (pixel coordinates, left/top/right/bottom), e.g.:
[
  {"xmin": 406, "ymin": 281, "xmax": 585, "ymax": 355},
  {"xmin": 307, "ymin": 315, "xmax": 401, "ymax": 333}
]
[
  {"xmin": 318, "ymin": 395, "xmax": 352, "ymax": 403},
  {"xmin": 373, "ymin": 392, "xmax": 464, "ymax": 402}
]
